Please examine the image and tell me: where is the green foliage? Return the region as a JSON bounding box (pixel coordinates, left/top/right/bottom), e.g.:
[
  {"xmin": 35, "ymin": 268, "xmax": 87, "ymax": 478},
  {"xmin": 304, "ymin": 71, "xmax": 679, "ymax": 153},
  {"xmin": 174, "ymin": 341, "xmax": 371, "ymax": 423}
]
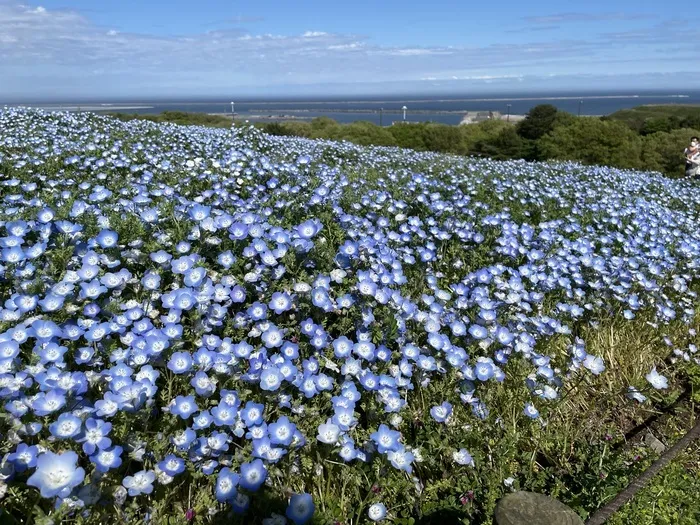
[
  {"xmin": 474, "ymin": 126, "xmax": 526, "ymax": 160},
  {"xmin": 110, "ymin": 106, "xmax": 700, "ymax": 178},
  {"xmin": 641, "ymin": 128, "xmax": 700, "ymax": 177},
  {"xmin": 607, "ymin": 105, "xmax": 700, "ymax": 134},
  {"xmin": 516, "ymin": 104, "xmax": 560, "ymax": 140},
  {"xmin": 538, "ymin": 118, "xmax": 643, "ymax": 169}
]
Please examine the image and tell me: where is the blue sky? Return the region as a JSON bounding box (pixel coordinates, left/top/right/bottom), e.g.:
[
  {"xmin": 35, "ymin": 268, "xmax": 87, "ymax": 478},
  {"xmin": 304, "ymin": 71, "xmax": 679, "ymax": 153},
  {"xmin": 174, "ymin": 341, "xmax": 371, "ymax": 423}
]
[{"xmin": 1, "ymin": 0, "xmax": 698, "ymax": 100}]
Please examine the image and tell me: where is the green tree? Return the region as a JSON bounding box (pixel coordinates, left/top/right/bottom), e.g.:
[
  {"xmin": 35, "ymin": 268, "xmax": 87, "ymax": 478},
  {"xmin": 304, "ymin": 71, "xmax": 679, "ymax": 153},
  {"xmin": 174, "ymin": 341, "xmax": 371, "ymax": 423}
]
[
  {"xmin": 640, "ymin": 117, "xmax": 672, "ymax": 136},
  {"xmin": 641, "ymin": 128, "xmax": 700, "ymax": 177},
  {"xmin": 538, "ymin": 118, "xmax": 643, "ymax": 169},
  {"xmin": 474, "ymin": 126, "xmax": 525, "ymax": 160},
  {"xmin": 516, "ymin": 104, "xmax": 560, "ymax": 140}
]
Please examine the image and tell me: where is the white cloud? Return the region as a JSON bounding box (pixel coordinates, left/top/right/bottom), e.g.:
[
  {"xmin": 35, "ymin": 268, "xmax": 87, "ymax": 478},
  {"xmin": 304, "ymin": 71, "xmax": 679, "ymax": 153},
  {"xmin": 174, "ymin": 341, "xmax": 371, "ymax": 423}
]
[{"xmin": 0, "ymin": 1, "xmax": 696, "ymax": 99}]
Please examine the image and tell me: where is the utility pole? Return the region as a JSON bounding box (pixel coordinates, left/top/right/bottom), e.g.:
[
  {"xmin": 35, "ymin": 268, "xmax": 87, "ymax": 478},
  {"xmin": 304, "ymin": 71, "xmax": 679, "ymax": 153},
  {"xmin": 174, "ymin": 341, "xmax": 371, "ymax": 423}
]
[
  {"xmin": 231, "ymin": 101, "xmax": 235, "ymax": 124},
  {"xmin": 402, "ymin": 105, "xmax": 407, "ymax": 122},
  {"xmin": 506, "ymin": 104, "xmax": 512, "ymax": 122},
  {"xmin": 578, "ymin": 100, "xmax": 583, "ymax": 117}
]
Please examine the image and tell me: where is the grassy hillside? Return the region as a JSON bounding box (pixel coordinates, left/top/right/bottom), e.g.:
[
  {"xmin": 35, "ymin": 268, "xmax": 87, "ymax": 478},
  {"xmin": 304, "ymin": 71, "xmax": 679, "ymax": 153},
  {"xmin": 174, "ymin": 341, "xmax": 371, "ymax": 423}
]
[
  {"xmin": 606, "ymin": 105, "xmax": 700, "ymax": 134},
  {"xmin": 106, "ymin": 107, "xmax": 700, "ymax": 178}
]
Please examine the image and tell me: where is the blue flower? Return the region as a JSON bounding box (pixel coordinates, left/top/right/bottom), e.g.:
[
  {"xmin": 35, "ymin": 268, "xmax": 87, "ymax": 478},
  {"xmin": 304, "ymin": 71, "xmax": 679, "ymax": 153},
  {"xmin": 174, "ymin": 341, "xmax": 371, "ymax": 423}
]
[
  {"xmin": 158, "ymin": 454, "xmax": 186, "ymax": 477},
  {"xmin": 387, "ymin": 446, "xmax": 414, "ymax": 473},
  {"xmin": 95, "ymin": 229, "xmax": 118, "ymax": 248},
  {"xmin": 48, "ymin": 412, "xmax": 82, "ymax": 439},
  {"xmin": 368, "ymin": 502, "xmax": 387, "ymax": 521},
  {"xmin": 260, "ymin": 367, "xmax": 283, "ymax": 391},
  {"xmin": 8, "ymin": 443, "xmax": 39, "ymax": 472},
  {"xmin": 286, "ymin": 493, "xmax": 315, "ymax": 525},
  {"xmin": 215, "ymin": 467, "xmax": 240, "ymax": 502},
  {"xmin": 27, "ymin": 451, "xmax": 85, "ymax": 498},
  {"xmin": 268, "ymin": 416, "xmax": 296, "ymax": 446},
  {"xmin": 430, "ymin": 401, "xmax": 453, "ymax": 423},
  {"xmin": 78, "ymin": 418, "xmax": 112, "ymax": 454},
  {"xmin": 239, "ymin": 458, "xmax": 267, "ymax": 492},
  {"xmin": 122, "ymin": 470, "xmax": 156, "ymax": 497},
  {"xmin": 370, "ymin": 424, "xmax": 401, "ymax": 453},
  {"xmin": 90, "ymin": 446, "xmax": 123, "ymax": 473},
  {"xmin": 317, "ymin": 420, "xmax": 341, "ymax": 445},
  {"xmin": 170, "ymin": 395, "xmax": 198, "ymax": 419}
]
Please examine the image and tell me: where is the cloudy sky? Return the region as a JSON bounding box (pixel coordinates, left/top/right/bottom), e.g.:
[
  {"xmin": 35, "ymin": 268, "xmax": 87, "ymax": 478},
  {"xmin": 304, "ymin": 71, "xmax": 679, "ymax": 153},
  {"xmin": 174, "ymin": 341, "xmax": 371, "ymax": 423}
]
[{"xmin": 1, "ymin": 0, "xmax": 698, "ymax": 101}]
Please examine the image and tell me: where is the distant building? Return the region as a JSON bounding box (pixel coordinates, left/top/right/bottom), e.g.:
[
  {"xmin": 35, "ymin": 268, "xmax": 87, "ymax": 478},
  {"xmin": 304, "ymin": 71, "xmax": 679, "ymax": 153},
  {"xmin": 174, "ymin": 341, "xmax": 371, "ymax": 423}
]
[{"xmin": 460, "ymin": 111, "xmax": 502, "ymax": 125}]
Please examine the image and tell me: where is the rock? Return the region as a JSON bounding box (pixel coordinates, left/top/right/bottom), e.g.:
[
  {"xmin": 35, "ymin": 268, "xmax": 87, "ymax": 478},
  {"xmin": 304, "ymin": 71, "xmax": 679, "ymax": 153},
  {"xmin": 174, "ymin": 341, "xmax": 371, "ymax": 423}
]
[
  {"xmin": 644, "ymin": 431, "xmax": 666, "ymax": 454},
  {"xmin": 495, "ymin": 491, "xmax": 584, "ymax": 525}
]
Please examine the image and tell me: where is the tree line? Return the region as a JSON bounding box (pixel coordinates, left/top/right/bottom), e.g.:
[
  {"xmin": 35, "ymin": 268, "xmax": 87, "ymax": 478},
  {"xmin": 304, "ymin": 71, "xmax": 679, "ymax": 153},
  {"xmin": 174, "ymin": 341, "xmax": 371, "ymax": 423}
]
[{"xmin": 259, "ymin": 105, "xmax": 700, "ymax": 177}]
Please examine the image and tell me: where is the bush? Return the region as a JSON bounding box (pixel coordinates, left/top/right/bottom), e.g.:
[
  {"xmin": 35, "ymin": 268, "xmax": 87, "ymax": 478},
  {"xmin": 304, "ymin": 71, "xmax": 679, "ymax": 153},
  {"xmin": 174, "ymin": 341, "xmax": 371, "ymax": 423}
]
[{"xmin": 538, "ymin": 118, "xmax": 643, "ymax": 169}]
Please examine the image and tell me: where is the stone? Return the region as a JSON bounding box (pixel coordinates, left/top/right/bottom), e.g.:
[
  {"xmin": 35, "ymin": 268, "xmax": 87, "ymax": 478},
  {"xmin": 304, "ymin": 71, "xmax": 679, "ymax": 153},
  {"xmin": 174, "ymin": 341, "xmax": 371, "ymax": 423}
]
[
  {"xmin": 644, "ymin": 431, "xmax": 666, "ymax": 455},
  {"xmin": 495, "ymin": 491, "xmax": 585, "ymax": 525}
]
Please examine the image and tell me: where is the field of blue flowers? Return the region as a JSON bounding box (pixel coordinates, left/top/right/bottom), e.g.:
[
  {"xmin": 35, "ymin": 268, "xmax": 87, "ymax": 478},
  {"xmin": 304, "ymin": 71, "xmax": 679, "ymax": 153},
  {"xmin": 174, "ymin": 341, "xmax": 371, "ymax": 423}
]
[{"xmin": 0, "ymin": 109, "xmax": 699, "ymax": 524}]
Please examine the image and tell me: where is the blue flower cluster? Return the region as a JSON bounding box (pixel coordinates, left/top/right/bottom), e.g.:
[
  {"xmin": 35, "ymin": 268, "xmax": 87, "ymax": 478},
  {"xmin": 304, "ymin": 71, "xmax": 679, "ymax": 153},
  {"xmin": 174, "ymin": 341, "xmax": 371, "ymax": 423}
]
[{"xmin": 0, "ymin": 109, "xmax": 696, "ymax": 522}]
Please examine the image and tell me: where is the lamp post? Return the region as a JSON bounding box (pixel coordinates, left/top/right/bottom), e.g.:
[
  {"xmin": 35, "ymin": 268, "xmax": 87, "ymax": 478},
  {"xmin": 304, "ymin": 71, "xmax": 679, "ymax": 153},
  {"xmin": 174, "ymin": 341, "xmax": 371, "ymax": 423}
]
[
  {"xmin": 578, "ymin": 100, "xmax": 583, "ymax": 117},
  {"xmin": 231, "ymin": 101, "xmax": 235, "ymax": 123},
  {"xmin": 506, "ymin": 104, "xmax": 512, "ymax": 122},
  {"xmin": 402, "ymin": 105, "xmax": 407, "ymax": 122}
]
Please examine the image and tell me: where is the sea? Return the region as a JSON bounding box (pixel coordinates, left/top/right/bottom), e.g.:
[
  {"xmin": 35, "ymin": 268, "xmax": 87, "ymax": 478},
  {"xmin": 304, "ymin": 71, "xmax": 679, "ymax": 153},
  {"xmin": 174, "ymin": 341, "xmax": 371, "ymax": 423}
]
[{"xmin": 9, "ymin": 90, "xmax": 700, "ymax": 125}]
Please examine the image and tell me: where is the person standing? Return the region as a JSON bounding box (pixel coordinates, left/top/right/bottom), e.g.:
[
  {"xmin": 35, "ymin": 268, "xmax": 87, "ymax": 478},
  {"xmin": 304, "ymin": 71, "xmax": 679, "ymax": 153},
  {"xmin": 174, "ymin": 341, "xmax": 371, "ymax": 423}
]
[{"xmin": 685, "ymin": 137, "xmax": 700, "ymax": 178}]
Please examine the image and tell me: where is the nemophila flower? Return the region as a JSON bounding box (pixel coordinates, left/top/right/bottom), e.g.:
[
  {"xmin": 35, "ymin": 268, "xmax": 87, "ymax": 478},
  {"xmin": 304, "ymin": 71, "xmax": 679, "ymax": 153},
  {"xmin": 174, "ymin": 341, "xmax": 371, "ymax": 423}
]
[
  {"xmin": 27, "ymin": 451, "xmax": 85, "ymax": 499},
  {"xmin": 387, "ymin": 446, "xmax": 414, "ymax": 473},
  {"xmin": 215, "ymin": 467, "xmax": 240, "ymax": 502},
  {"xmin": 158, "ymin": 455, "xmax": 186, "ymax": 477},
  {"xmin": 95, "ymin": 229, "xmax": 118, "ymax": 248},
  {"xmin": 469, "ymin": 324, "xmax": 488, "ymax": 340},
  {"xmin": 78, "ymin": 418, "xmax": 112, "ymax": 454},
  {"xmin": 122, "ymin": 470, "xmax": 156, "ymax": 497},
  {"xmin": 8, "ymin": 443, "xmax": 39, "ymax": 472},
  {"xmin": 370, "ymin": 424, "xmax": 401, "ymax": 453},
  {"xmin": 368, "ymin": 502, "xmax": 387, "ymax": 522},
  {"xmin": 474, "ymin": 360, "xmax": 494, "ymax": 381},
  {"xmin": 269, "ymin": 292, "xmax": 293, "ymax": 314},
  {"xmin": 191, "ymin": 371, "xmax": 216, "ymax": 397},
  {"xmin": 583, "ymin": 355, "xmax": 605, "ymax": 375},
  {"xmin": 48, "ymin": 412, "xmax": 82, "ymax": 440},
  {"xmin": 430, "ymin": 401, "xmax": 453, "ymax": 423},
  {"xmin": 523, "ymin": 403, "xmax": 540, "ymax": 419},
  {"xmin": 317, "ymin": 420, "xmax": 341, "ymax": 445},
  {"xmin": 239, "ymin": 458, "xmax": 267, "ymax": 492},
  {"xmin": 453, "ymin": 448, "xmax": 475, "ymax": 466},
  {"xmin": 90, "ymin": 446, "xmax": 123, "ymax": 473},
  {"xmin": 170, "ymin": 395, "xmax": 198, "ymax": 419},
  {"xmin": 646, "ymin": 367, "xmax": 668, "ymax": 389},
  {"xmin": 268, "ymin": 416, "xmax": 296, "ymax": 446},
  {"xmin": 627, "ymin": 386, "xmax": 647, "ymax": 403},
  {"xmin": 241, "ymin": 401, "xmax": 265, "ymax": 427},
  {"xmin": 286, "ymin": 493, "xmax": 315, "ymax": 525}
]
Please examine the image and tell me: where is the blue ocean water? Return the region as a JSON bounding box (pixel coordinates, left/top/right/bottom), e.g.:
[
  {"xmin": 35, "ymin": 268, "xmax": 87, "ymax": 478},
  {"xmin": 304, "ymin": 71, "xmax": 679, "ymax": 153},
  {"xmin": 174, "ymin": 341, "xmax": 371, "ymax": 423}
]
[{"xmin": 23, "ymin": 90, "xmax": 700, "ymax": 125}]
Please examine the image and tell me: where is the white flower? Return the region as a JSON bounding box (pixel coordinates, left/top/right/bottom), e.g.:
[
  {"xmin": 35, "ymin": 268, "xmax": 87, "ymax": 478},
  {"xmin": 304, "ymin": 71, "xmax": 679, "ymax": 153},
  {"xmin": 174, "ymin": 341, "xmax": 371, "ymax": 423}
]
[
  {"xmin": 389, "ymin": 414, "xmax": 403, "ymax": 428},
  {"xmin": 293, "ymin": 282, "xmax": 312, "ymax": 293},
  {"xmin": 645, "ymin": 367, "xmax": 668, "ymax": 389}
]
